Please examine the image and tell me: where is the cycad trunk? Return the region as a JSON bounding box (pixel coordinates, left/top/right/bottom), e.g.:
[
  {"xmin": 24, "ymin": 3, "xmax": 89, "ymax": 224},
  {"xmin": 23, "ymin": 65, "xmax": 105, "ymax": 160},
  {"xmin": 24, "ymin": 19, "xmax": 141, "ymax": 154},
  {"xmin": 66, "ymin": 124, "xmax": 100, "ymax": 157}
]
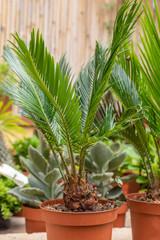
[
  {"xmin": 0, "ymin": 132, "xmax": 12, "ymax": 163},
  {"xmin": 63, "ymin": 175, "xmax": 98, "ymax": 211}
]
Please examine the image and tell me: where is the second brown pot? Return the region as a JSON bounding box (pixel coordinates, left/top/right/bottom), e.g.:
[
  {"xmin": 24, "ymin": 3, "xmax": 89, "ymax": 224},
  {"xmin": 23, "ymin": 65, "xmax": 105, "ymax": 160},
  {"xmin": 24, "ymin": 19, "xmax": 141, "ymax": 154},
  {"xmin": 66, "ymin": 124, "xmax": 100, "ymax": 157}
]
[
  {"xmin": 40, "ymin": 198, "xmax": 118, "ymax": 240},
  {"xmin": 126, "ymin": 193, "xmax": 160, "ymax": 240},
  {"xmin": 22, "ymin": 206, "xmax": 46, "ymax": 234},
  {"xmin": 113, "ymin": 202, "xmax": 127, "ymax": 228}
]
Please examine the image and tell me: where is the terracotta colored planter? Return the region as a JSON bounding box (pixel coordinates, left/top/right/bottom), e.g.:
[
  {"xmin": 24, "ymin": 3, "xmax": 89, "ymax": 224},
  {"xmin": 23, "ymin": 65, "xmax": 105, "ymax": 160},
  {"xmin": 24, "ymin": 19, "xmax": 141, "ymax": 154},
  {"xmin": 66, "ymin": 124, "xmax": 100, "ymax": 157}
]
[
  {"xmin": 121, "ymin": 182, "xmax": 129, "ymax": 195},
  {"xmin": 40, "ymin": 198, "xmax": 118, "ymax": 240},
  {"xmin": 128, "ymin": 180, "xmax": 140, "ymax": 194},
  {"xmin": 113, "ymin": 202, "xmax": 127, "ymax": 228},
  {"xmin": 22, "ymin": 171, "xmax": 29, "ymax": 176},
  {"xmin": 113, "ymin": 180, "xmax": 140, "ymax": 196},
  {"xmin": 126, "ymin": 193, "xmax": 160, "ymax": 240},
  {"xmin": 22, "ymin": 206, "xmax": 46, "ymax": 233},
  {"xmin": 13, "ymin": 210, "xmax": 23, "ymax": 217}
]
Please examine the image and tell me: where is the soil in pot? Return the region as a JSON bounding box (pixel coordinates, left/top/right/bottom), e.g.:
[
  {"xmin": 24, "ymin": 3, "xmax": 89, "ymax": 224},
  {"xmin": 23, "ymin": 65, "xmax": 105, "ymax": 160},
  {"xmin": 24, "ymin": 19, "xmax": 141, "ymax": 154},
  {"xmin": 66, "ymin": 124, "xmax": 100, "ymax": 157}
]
[
  {"xmin": 126, "ymin": 193, "xmax": 160, "ymax": 240},
  {"xmin": 113, "ymin": 202, "xmax": 127, "ymax": 228},
  {"xmin": 40, "ymin": 198, "xmax": 118, "ymax": 240},
  {"xmin": 22, "ymin": 205, "xmax": 46, "ymax": 234}
]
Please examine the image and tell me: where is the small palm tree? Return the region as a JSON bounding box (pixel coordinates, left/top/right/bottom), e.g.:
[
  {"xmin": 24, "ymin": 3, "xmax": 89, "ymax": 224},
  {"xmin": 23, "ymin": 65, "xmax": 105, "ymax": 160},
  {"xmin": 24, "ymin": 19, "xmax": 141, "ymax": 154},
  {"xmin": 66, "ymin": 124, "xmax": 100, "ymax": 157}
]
[
  {"xmin": 3, "ymin": 0, "xmax": 142, "ymax": 211},
  {"xmin": 106, "ymin": 0, "xmax": 160, "ymax": 195}
]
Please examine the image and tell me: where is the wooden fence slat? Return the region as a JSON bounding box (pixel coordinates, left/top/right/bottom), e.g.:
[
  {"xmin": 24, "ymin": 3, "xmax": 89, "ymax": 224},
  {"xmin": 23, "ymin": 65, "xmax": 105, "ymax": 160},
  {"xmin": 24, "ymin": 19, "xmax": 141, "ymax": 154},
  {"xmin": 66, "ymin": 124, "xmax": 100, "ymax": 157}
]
[{"xmin": 0, "ymin": 0, "xmax": 155, "ymax": 74}]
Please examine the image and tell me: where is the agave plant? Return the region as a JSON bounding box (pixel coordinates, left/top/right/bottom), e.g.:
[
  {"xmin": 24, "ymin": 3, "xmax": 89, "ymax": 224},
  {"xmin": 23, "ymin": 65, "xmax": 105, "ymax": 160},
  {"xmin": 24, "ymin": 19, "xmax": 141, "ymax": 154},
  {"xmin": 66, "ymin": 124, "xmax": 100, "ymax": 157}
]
[
  {"xmin": 102, "ymin": 0, "xmax": 160, "ymax": 195},
  {"xmin": 2, "ymin": 0, "xmax": 142, "ymax": 211}
]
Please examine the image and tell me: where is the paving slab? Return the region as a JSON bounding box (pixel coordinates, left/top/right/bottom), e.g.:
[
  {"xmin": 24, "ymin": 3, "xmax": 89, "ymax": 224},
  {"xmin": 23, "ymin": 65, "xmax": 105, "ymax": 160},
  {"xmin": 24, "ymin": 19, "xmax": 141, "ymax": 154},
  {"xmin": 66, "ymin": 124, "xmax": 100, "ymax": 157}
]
[{"xmin": 0, "ymin": 228, "xmax": 132, "ymax": 240}]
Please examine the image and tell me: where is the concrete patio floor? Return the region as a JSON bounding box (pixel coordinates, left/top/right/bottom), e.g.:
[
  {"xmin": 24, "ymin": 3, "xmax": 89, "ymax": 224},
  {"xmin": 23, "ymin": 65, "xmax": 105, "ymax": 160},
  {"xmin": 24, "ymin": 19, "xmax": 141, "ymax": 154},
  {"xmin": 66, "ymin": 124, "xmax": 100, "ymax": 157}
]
[
  {"xmin": 0, "ymin": 228, "xmax": 132, "ymax": 240},
  {"xmin": 0, "ymin": 211, "xmax": 132, "ymax": 239}
]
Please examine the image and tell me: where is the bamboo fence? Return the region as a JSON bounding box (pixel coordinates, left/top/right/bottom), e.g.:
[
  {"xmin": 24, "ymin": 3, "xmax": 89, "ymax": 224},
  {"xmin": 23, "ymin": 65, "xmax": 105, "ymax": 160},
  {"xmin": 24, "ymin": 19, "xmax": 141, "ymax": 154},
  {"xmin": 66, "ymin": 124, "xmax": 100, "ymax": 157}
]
[{"xmin": 0, "ymin": 0, "xmax": 157, "ymax": 75}]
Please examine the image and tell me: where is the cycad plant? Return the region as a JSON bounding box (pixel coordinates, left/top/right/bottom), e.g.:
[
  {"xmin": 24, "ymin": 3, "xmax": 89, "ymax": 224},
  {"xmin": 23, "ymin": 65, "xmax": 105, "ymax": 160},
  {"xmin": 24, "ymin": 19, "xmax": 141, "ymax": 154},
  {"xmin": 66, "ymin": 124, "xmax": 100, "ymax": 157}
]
[
  {"xmin": 103, "ymin": 0, "xmax": 160, "ymax": 196},
  {"xmin": 3, "ymin": 0, "xmax": 142, "ymax": 211}
]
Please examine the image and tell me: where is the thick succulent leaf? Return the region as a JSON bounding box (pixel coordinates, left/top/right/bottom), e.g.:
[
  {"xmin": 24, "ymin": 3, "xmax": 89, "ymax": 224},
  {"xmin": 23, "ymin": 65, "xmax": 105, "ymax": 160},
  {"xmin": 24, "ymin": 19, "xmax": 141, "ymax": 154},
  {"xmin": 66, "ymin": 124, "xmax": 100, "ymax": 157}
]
[
  {"xmin": 120, "ymin": 174, "xmax": 138, "ymax": 183},
  {"xmin": 90, "ymin": 141, "xmax": 113, "ymax": 171},
  {"xmin": 44, "ymin": 168, "xmax": 60, "ymax": 184},
  {"xmin": 20, "ymin": 187, "xmax": 47, "ymax": 199},
  {"xmin": 28, "ymin": 174, "xmax": 50, "ymax": 199},
  {"xmin": 107, "ymin": 151, "xmax": 127, "ymax": 171},
  {"xmin": 110, "ymin": 143, "xmax": 121, "ymax": 153},
  {"xmin": 48, "ymin": 154, "xmax": 58, "ymax": 170},
  {"xmin": 20, "ymin": 157, "xmax": 47, "ymax": 186},
  {"xmin": 38, "ymin": 136, "xmax": 50, "ymax": 160},
  {"xmin": 85, "ymin": 155, "xmax": 97, "ymax": 172},
  {"xmin": 108, "ymin": 186, "xmax": 123, "ymax": 200},
  {"xmin": 91, "ymin": 172, "xmax": 113, "ymax": 182},
  {"xmin": 28, "ymin": 145, "xmax": 48, "ymax": 174},
  {"xmin": 8, "ymin": 187, "xmax": 41, "ymax": 208}
]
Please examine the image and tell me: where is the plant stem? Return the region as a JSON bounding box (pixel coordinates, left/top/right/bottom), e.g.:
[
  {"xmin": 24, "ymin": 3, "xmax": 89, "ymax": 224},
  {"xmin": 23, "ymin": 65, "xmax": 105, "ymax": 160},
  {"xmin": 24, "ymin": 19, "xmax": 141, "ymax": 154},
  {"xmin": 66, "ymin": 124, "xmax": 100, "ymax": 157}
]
[
  {"xmin": 79, "ymin": 147, "xmax": 86, "ymax": 178},
  {"xmin": 67, "ymin": 144, "xmax": 76, "ymax": 178},
  {"xmin": 135, "ymin": 122, "xmax": 154, "ymax": 185},
  {"xmin": 145, "ymin": 149, "xmax": 156, "ymax": 184},
  {"xmin": 152, "ymin": 133, "xmax": 160, "ymax": 168}
]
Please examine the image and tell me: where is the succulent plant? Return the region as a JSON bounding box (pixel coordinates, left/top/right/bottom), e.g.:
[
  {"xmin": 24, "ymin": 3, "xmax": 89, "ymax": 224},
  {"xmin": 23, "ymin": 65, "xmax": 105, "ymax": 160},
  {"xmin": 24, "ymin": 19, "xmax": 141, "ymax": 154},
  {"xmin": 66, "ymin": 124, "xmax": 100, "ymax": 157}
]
[
  {"xmin": 8, "ymin": 138, "xmax": 62, "ymax": 208},
  {"xmin": 86, "ymin": 141, "xmax": 127, "ymax": 200}
]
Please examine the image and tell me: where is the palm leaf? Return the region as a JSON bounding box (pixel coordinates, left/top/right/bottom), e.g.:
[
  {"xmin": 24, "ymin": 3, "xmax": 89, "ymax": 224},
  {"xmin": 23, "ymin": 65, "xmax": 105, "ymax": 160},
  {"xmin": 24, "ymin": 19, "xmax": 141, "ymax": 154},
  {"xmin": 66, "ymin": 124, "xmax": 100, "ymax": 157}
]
[
  {"xmin": 109, "ymin": 61, "xmax": 156, "ymax": 185},
  {"xmin": 136, "ymin": 0, "xmax": 160, "ymax": 137},
  {"xmin": 3, "ymin": 43, "xmax": 72, "ymax": 177},
  {"xmin": 75, "ymin": 0, "xmax": 142, "ymax": 176}
]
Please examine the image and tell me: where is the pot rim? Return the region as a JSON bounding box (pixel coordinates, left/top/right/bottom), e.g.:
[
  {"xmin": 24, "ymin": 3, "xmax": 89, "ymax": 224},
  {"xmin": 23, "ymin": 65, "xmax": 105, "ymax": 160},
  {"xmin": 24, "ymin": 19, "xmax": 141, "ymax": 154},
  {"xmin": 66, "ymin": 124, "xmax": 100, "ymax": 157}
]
[
  {"xmin": 126, "ymin": 193, "xmax": 160, "ymax": 215},
  {"xmin": 126, "ymin": 193, "xmax": 160, "ymax": 205},
  {"xmin": 40, "ymin": 198, "xmax": 118, "ymax": 215},
  {"xmin": 23, "ymin": 205, "xmax": 40, "ymax": 210},
  {"xmin": 40, "ymin": 198, "xmax": 118, "ymax": 226}
]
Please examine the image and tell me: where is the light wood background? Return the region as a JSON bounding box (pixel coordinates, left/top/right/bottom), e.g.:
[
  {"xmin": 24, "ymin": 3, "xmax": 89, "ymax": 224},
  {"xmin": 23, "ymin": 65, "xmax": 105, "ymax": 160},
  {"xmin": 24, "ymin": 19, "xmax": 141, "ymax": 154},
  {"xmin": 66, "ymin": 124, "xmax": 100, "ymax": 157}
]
[{"xmin": 0, "ymin": 0, "xmax": 156, "ymax": 76}]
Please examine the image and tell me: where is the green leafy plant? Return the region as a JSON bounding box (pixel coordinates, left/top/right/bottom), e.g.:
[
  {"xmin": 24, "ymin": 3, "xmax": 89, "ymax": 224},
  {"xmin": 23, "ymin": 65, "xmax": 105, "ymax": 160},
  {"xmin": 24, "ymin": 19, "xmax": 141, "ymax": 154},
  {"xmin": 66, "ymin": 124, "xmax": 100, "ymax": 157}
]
[
  {"xmin": 0, "ymin": 100, "xmax": 26, "ymax": 164},
  {"xmin": 3, "ymin": 0, "xmax": 142, "ymax": 211},
  {"xmin": 10, "ymin": 135, "xmax": 39, "ymax": 168},
  {"xmin": 104, "ymin": 0, "xmax": 160, "ymax": 196},
  {"xmin": 9, "ymin": 138, "xmax": 62, "ymax": 208},
  {"xmin": 0, "ymin": 176, "xmax": 22, "ymax": 219},
  {"xmin": 0, "ymin": 62, "xmax": 9, "ymax": 97}
]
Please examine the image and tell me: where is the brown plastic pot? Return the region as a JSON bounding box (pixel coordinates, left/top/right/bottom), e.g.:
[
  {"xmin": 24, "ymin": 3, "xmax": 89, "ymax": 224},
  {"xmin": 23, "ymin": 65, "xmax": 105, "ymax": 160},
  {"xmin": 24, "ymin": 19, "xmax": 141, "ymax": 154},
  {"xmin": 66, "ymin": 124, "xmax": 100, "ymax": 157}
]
[
  {"xmin": 22, "ymin": 206, "xmax": 46, "ymax": 233},
  {"xmin": 40, "ymin": 198, "xmax": 118, "ymax": 240},
  {"xmin": 126, "ymin": 193, "xmax": 160, "ymax": 240},
  {"xmin": 128, "ymin": 180, "xmax": 140, "ymax": 194},
  {"xmin": 113, "ymin": 202, "xmax": 127, "ymax": 228},
  {"xmin": 13, "ymin": 210, "xmax": 23, "ymax": 217}
]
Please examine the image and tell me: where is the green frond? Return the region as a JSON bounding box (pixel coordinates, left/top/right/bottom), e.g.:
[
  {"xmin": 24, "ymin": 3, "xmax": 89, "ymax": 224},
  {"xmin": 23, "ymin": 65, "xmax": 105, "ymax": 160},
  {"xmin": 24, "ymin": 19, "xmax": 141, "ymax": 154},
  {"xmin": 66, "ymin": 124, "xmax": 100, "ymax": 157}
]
[
  {"xmin": 4, "ymin": 35, "xmax": 81, "ymax": 174},
  {"xmin": 76, "ymin": 0, "xmax": 142, "ymax": 137},
  {"xmin": 109, "ymin": 58, "xmax": 156, "ymax": 185},
  {"xmin": 136, "ymin": 0, "xmax": 160, "ymax": 137}
]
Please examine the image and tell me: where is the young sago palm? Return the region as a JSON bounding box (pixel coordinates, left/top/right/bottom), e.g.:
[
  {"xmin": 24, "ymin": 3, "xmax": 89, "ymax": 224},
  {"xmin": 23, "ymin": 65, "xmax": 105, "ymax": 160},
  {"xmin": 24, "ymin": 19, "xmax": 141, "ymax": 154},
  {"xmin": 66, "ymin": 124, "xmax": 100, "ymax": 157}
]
[{"xmin": 3, "ymin": 0, "xmax": 142, "ymax": 211}]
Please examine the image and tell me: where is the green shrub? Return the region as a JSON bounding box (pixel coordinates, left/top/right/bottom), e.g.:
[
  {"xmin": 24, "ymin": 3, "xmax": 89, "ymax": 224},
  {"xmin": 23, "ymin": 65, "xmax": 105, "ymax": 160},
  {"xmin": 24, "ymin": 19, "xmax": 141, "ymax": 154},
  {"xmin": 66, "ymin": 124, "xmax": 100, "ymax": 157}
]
[
  {"xmin": 10, "ymin": 135, "xmax": 39, "ymax": 169},
  {"xmin": 0, "ymin": 176, "xmax": 22, "ymax": 219}
]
